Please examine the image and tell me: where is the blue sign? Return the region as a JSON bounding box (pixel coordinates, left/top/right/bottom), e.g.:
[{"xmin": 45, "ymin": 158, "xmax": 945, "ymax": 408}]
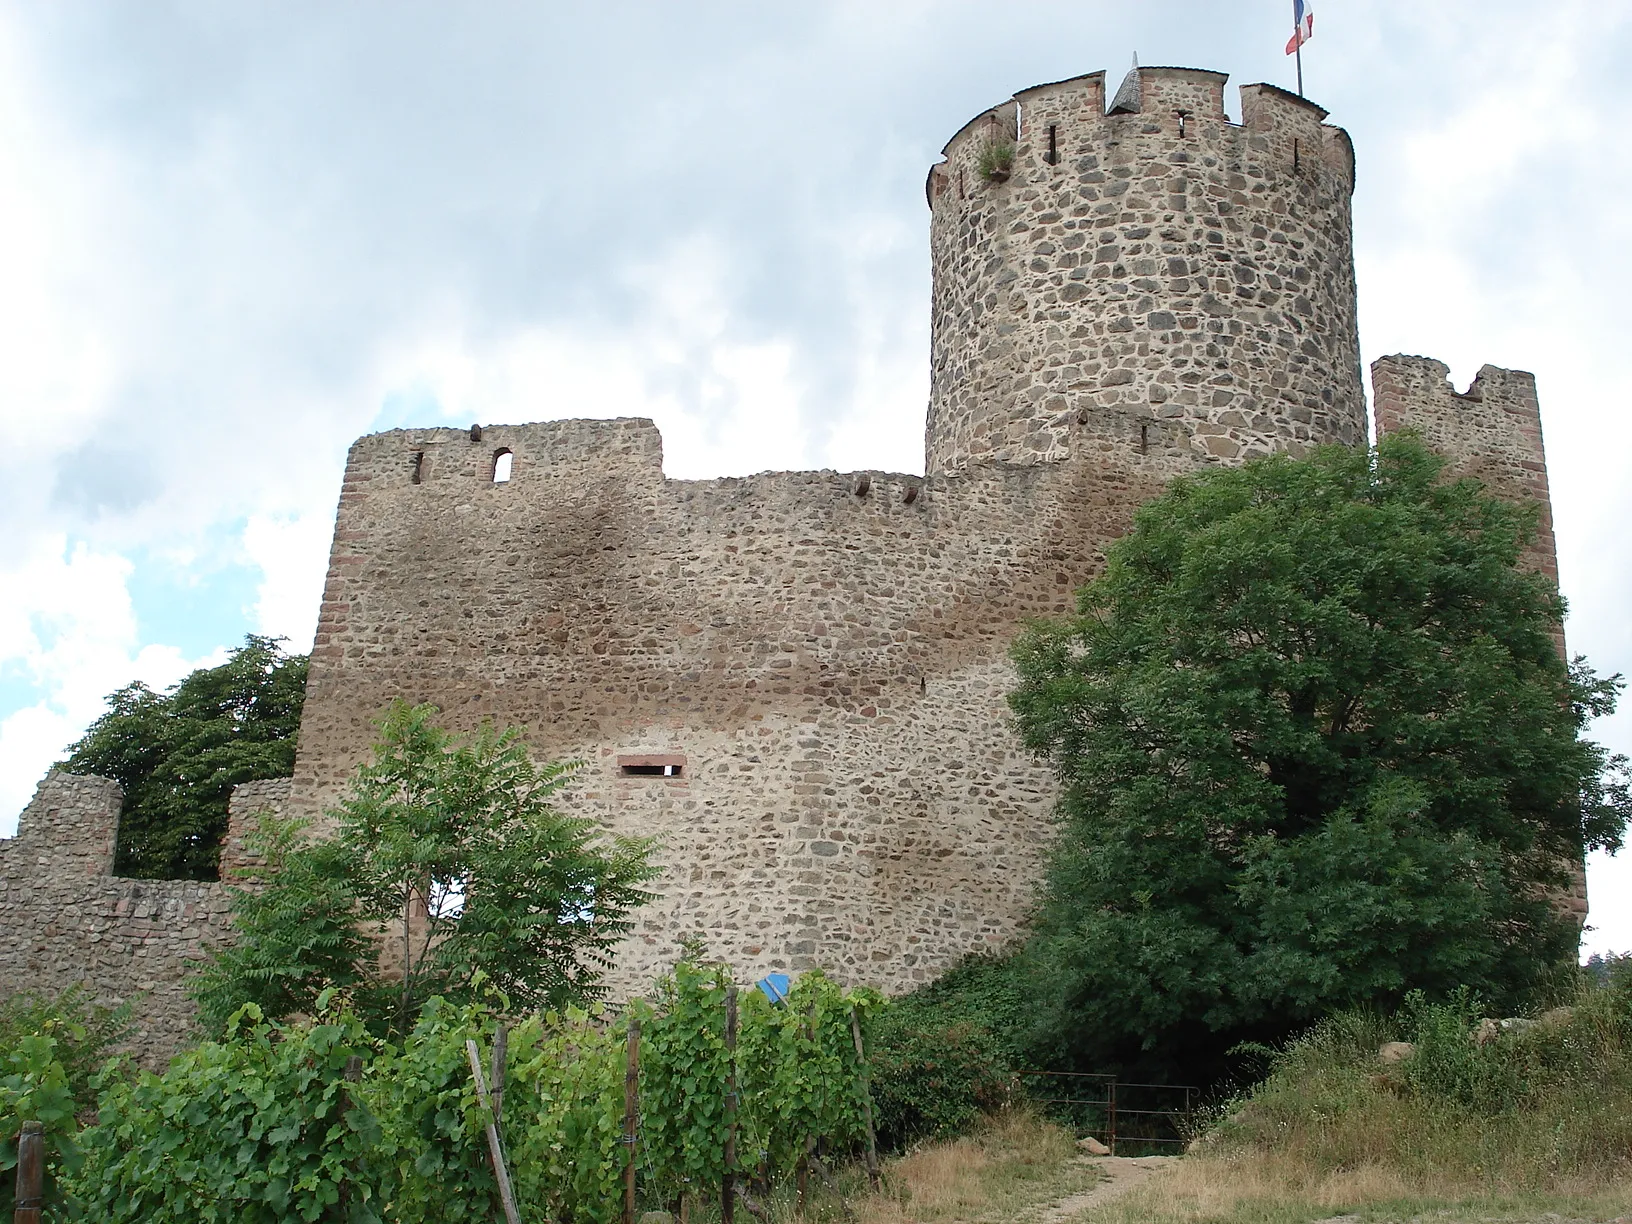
[{"xmin": 756, "ymin": 973, "xmax": 791, "ymax": 1006}]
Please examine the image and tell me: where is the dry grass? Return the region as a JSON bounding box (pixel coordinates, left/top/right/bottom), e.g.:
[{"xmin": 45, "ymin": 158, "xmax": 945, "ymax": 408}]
[
  {"xmin": 1071, "ymin": 987, "xmax": 1632, "ymax": 1224},
  {"xmin": 851, "ymin": 1109, "xmax": 1098, "ymax": 1224},
  {"xmin": 1073, "ymin": 1147, "xmax": 1632, "ymax": 1223}
]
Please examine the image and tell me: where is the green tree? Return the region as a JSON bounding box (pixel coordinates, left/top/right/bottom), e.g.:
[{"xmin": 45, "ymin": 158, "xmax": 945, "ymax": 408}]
[
  {"xmin": 191, "ymin": 818, "xmax": 372, "ymax": 1034},
  {"xmin": 1008, "ymin": 435, "xmax": 1630, "ymax": 1075},
  {"xmin": 195, "ymin": 701, "xmax": 661, "ymax": 1035},
  {"xmin": 61, "ymin": 635, "xmax": 308, "ymax": 880}
]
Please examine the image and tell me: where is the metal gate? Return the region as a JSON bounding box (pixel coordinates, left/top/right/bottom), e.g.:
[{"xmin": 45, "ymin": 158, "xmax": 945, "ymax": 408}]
[{"xmin": 1015, "ymin": 1071, "xmax": 1198, "ymax": 1155}]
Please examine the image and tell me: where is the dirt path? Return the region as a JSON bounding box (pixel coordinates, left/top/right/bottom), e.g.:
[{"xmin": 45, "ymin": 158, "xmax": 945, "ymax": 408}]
[{"xmin": 1035, "ymin": 1155, "xmax": 1178, "ymax": 1223}]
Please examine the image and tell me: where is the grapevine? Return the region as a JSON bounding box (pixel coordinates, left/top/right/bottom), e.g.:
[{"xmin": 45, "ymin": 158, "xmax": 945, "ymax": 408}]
[{"xmin": 33, "ymin": 964, "xmax": 879, "ymax": 1221}]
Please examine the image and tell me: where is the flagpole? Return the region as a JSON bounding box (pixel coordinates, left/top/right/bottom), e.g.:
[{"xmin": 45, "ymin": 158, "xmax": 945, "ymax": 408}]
[{"xmin": 1296, "ymin": 41, "xmax": 1303, "ymax": 96}]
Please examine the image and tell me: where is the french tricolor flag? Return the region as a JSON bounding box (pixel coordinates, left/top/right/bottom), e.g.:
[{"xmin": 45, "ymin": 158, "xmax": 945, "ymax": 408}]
[{"xmin": 1286, "ymin": 0, "xmax": 1314, "ymax": 54}]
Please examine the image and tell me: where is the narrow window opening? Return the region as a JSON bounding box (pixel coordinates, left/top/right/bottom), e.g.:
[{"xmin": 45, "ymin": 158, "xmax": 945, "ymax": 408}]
[
  {"xmin": 1293, "ymin": 138, "xmax": 1300, "ymax": 172},
  {"xmin": 1175, "ymin": 109, "xmax": 1190, "ymax": 138},
  {"xmin": 618, "ymin": 753, "xmax": 686, "ymax": 778},
  {"xmin": 411, "ymin": 451, "xmax": 424, "ymax": 484},
  {"xmin": 1140, "ymin": 424, "xmax": 1149, "ymax": 455},
  {"xmin": 492, "ymin": 448, "xmax": 513, "ymax": 483},
  {"xmin": 1046, "ymin": 124, "xmax": 1058, "ymax": 165}
]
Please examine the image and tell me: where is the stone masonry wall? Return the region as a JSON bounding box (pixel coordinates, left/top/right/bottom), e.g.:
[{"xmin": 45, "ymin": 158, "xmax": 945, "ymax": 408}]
[
  {"xmin": 289, "ymin": 415, "xmax": 1180, "ymax": 995},
  {"xmin": 1371, "ymin": 355, "xmax": 1558, "ymax": 585},
  {"xmin": 1370, "ymin": 354, "xmax": 1585, "ymax": 924},
  {"xmin": 925, "ymin": 68, "xmax": 1365, "ymax": 475},
  {"xmin": 0, "ymin": 773, "xmax": 288, "ymax": 1067}
]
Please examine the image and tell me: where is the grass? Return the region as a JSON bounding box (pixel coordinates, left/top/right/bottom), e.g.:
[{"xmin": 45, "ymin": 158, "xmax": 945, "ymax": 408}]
[
  {"xmin": 1075, "ymin": 977, "xmax": 1632, "ymax": 1224},
  {"xmin": 823, "ymin": 972, "xmax": 1632, "ymax": 1224},
  {"xmin": 854, "ymin": 1109, "xmax": 1098, "ymax": 1224},
  {"xmin": 976, "ymin": 139, "xmax": 1015, "ymax": 181}
]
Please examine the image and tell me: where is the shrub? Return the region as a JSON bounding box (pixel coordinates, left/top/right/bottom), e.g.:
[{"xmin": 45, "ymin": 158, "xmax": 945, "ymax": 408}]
[
  {"xmin": 976, "ymin": 138, "xmax": 1015, "ymax": 181},
  {"xmin": 867, "ymin": 956, "xmax": 1027, "ymax": 1150},
  {"xmin": 1199, "ymin": 970, "xmax": 1632, "ymax": 1194},
  {"xmin": 0, "ymin": 985, "xmax": 130, "ymax": 1106},
  {"xmin": 66, "ymin": 996, "xmax": 381, "ymax": 1223},
  {"xmin": 0, "ymin": 986, "xmax": 131, "ymax": 1218}
]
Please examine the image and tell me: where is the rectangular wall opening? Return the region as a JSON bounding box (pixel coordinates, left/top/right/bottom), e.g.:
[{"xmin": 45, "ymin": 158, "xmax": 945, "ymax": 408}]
[{"xmin": 617, "ymin": 753, "xmax": 686, "ymax": 778}]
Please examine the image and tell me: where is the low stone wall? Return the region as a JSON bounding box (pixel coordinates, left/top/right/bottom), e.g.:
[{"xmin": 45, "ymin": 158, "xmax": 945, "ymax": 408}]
[{"xmin": 0, "ymin": 772, "xmax": 285, "ymax": 1068}]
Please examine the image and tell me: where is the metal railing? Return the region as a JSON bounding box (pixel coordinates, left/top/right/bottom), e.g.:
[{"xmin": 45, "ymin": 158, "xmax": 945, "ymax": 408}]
[{"xmin": 1015, "ymin": 1071, "xmax": 1198, "ymax": 1155}]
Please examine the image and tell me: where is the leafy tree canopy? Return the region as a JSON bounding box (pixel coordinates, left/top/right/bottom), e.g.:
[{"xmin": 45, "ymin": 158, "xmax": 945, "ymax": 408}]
[
  {"xmin": 61, "ymin": 635, "xmax": 308, "ymax": 880},
  {"xmin": 193, "ymin": 700, "xmax": 662, "ymax": 1035},
  {"xmin": 1008, "ymin": 435, "xmax": 1630, "ymax": 1075}
]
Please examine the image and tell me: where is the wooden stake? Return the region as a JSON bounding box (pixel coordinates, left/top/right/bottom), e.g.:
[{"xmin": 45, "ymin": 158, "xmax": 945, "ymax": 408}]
[
  {"xmin": 13, "ymin": 1121, "xmax": 43, "ymax": 1224},
  {"xmin": 491, "ymin": 1023, "xmax": 508, "ymax": 1133},
  {"xmin": 623, "ymin": 1018, "xmax": 642, "ymax": 1224},
  {"xmin": 797, "ymin": 1000, "xmax": 814, "ymax": 1218},
  {"xmin": 850, "ymin": 1008, "xmax": 881, "ymax": 1191},
  {"xmin": 339, "ymin": 1056, "xmax": 363, "ymax": 1212},
  {"xmin": 466, "ymin": 1039, "xmax": 522, "ymax": 1224},
  {"xmin": 722, "ymin": 986, "xmax": 738, "ymax": 1224}
]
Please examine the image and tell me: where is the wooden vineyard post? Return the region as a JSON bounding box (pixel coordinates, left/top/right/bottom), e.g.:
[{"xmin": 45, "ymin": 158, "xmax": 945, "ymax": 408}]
[
  {"xmin": 722, "ymin": 986, "xmax": 738, "ymax": 1224},
  {"xmin": 796, "ymin": 999, "xmax": 814, "ymax": 1219},
  {"xmin": 849, "ymin": 1007, "xmax": 881, "ymax": 1191},
  {"xmin": 623, "ymin": 1017, "xmax": 642, "ymax": 1224},
  {"xmin": 490, "ymin": 1022, "xmax": 508, "ymax": 1133},
  {"xmin": 14, "ymin": 1120, "xmax": 44, "ymax": 1224},
  {"xmin": 339, "ymin": 1055, "xmax": 363, "ymax": 1212},
  {"xmin": 466, "ymin": 1039, "xmax": 522, "ymax": 1224}
]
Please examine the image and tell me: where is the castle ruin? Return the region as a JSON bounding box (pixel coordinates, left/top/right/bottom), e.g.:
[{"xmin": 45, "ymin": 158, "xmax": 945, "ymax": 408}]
[{"xmin": 0, "ymin": 66, "xmax": 1569, "ymax": 1063}]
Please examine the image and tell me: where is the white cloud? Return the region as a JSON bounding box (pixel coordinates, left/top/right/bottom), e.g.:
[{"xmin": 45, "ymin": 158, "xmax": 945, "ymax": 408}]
[
  {"xmin": 0, "ymin": 535, "xmax": 224, "ymax": 833},
  {"xmin": 243, "ymin": 513, "xmax": 334, "ymax": 651}
]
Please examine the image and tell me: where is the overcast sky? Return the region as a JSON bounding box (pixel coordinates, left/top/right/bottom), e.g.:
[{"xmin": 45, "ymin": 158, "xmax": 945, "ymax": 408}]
[{"xmin": 2, "ymin": 1, "xmax": 1628, "ymax": 958}]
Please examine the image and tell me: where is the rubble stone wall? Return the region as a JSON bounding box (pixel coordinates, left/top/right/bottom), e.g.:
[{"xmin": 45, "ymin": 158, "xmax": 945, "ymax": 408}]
[
  {"xmin": 289, "ymin": 415, "xmax": 1182, "ymax": 994},
  {"xmin": 925, "ymin": 68, "xmax": 1365, "ymax": 475},
  {"xmin": 0, "ymin": 774, "xmax": 289, "ymax": 1067},
  {"xmin": 1371, "ymin": 355, "xmax": 1558, "ymax": 585}
]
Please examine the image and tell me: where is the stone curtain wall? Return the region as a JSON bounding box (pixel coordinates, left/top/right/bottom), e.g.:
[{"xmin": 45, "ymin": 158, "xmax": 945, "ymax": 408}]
[
  {"xmin": 290, "ymin": 417, "xmax": 1179, "ymax": 994},
  {"xmin": 289, "ymin": 65, "xmax": 1386, "ymax": 1000},
  {"xmin": 0, "ymin": 773, "xmax": 287, "ymax": 1067},
  {"xmin": 1369, "ymin": 355, "xmax": 1585, "ymax": 925},
  {"xmin": 925, "ymin": 68, "xmax": 1365, "ymax": 475},
  {"xmin": 1371, "ymin": 356, "xmax": 1559, "ymax": 587}
]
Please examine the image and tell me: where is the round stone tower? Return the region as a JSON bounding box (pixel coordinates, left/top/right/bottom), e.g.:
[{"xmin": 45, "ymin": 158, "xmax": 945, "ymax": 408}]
[{"xmin": 924, "ymin": 66, "xmax": 1365, "ymax": 475}]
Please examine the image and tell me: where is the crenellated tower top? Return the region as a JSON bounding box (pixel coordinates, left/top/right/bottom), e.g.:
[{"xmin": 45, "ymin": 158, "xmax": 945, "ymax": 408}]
[{"xmin": 924, "ymin": 66, "xmax": 1364, "ymax": 475}]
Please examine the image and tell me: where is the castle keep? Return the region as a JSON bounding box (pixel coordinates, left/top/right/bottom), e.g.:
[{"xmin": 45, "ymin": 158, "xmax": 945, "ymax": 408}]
[{"xmin": 0, "ymin": 67, "xmax": 1567, "ymax": 1062}]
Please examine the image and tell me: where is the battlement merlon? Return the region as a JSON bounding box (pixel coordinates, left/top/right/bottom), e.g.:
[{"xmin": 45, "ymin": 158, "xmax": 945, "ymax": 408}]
[
  {"xmin": 342, "ymin": 417, "xmax": 665, "ymax": 490},
  {"xmin": 0, "ymin": 773, "xmax": 121, "ymax": 876},
  {"xmin": 927, "ymin": 67, "xmax": 1354, "ymax": 209},
  {"xmin": 1239, "ymin": 82, "xmax": 1356, "ymax": 190},
  {"xmin": 1371, "ymin": 355, "xmax": 1558, "ymax": 586}
]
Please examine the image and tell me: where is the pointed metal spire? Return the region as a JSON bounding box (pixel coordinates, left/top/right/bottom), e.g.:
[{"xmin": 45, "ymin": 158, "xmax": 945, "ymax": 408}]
[{"xmin": 1109, "ymin": 52, "xmax": 1142, "ymax": 115}]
